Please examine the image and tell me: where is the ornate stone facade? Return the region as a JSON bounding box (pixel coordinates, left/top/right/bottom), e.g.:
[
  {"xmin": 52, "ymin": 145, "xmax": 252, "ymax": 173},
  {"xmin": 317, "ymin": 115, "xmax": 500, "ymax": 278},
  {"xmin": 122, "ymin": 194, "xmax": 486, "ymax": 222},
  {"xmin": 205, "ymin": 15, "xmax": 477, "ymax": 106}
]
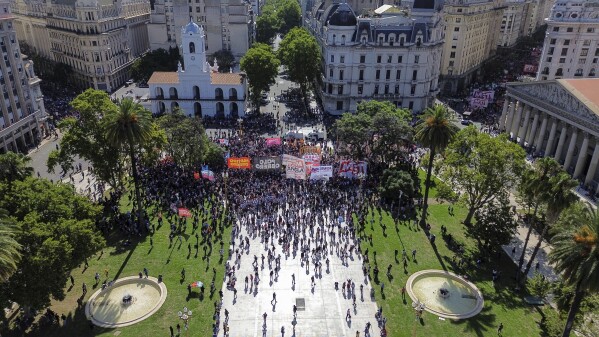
[{"xmin": 500, "ymin": 79, "xmax": 599, "ymax": 193}]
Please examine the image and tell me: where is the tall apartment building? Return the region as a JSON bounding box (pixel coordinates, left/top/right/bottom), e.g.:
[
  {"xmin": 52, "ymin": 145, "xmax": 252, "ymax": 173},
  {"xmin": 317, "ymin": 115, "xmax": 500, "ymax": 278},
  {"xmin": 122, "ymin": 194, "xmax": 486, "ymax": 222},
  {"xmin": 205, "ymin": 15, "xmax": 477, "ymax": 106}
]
[
  {"xmin": 536, "ymin": 0, "xmax": 599, "ymax": 81},
  {"xmin": 306, "ymin": 1, "xmax": 444, "ymax": 114},
  {"xmin": 439, "ymin": 0, "xmax": 505, "ymax": 94},
  {"xmin": 147, "ymin": 0, "xmax": 253, "ymax": 60},
  {"xmin": 0, "ymin": 0, "xmax": 47, "ymax": 154},
  {"xmin": 11, "ymin": 0, "xmax": 150, "ymax": 92},
  {"xmin": 498, "ymin": 0, "xmax": 526, "ymax": 47}
]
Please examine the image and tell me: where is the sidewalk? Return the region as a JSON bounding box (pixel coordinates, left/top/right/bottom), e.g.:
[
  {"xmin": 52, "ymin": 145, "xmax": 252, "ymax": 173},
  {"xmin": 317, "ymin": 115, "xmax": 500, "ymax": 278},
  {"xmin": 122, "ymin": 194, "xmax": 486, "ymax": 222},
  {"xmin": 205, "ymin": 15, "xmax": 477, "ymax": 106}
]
[{"xmin": 501, "ymin": 223, "xmax": 557, "ymax": 281}]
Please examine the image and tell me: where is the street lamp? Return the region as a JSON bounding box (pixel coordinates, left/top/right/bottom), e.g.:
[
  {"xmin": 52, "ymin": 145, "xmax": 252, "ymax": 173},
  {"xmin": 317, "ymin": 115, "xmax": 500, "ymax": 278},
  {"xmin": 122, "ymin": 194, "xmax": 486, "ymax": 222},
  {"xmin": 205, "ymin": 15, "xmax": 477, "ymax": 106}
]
[
  {"xmin": 177, "ymin": 307, "xmax": 193, "ymax": 337},
  {"xmin": 222, "ymin": 171, "xmax": 229, "ymax": 211}
]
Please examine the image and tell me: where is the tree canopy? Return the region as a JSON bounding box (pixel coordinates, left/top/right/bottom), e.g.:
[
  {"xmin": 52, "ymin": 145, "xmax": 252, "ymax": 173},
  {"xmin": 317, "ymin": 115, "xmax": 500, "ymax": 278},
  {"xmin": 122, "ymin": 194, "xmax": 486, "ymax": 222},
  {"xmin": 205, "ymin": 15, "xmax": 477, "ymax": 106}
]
[
  {"xmin": 441, "ymin": 126, "xmax": 526, "ymax": 226},
  {"xmin": 240, "ymin": 43, "xmax": 280, "ymax": 108},
  {"xmin": 130, "ymin": 48, "xmax": 180, "ymax": 82},
  {"xmin": 48, "ymin": 89, "xmax": 123, "ymax": 189},
  {"xmin": 278, "ymin": 28, "xmax": 321, "ymax": 103},
  {"xmin": 255, "ymin": 0, "xmax": 301, "ymax": 43},
  {"xmin": 158, "ymin": 110, "xmax": 208, "ymax": 170},
  {"xmin": 0, "ymin": 152, "xmax": 34, "ymax": 184},
  {"xmin": 469, "ymin": 196, "xmax": 517, "ymax": 253},
  {"xmin": 0, "ymin": 177, "xmax": 104, "ymax": 310},
  {"xmin": 334, "ymin": 101, "xmax": 412, "ymax": 165}
]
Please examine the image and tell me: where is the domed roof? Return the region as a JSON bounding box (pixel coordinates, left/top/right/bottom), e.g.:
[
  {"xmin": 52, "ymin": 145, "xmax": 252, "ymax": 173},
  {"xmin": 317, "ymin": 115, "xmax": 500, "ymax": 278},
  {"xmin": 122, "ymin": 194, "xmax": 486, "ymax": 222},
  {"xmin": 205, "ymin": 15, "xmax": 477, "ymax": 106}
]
[
  {"xmin": 327, "ymin": 3, "xmax": 357, "ymax": 27},
  {"xmin": 184, "ymin": 21, "xmax": 201, "ymax": 34}
]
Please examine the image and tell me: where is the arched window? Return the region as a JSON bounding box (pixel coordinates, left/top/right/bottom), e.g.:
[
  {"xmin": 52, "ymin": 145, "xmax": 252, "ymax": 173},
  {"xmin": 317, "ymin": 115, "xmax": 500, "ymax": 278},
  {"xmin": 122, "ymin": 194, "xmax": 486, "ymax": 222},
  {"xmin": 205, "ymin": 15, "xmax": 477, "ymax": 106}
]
[
  {"xmin": 169, "ymin": 87, "xmax": 178, "ymax": 99},
  {"xmin": 189, "ymin": 42, "xmax": 195, "ymax": 54},
  {"xmin": 229, "ymin": 88, "xmax": 237, "ymax": 100},
  {"xmin": 193, "ymin": 86, "xmax": 200, "ymax": 99},
  {"xmin": 155, "ymin": 87, "xmax": 164, "ymax": 98},
  {"xmin": 216, "ymin": 102, "xmax": 225, "ymax": 118},
  {"xmin": 171, "ymin": 102, "xmax": 179, "ymax": 111},
  {"xmin": 158, "ymin": 101, "xmax": 165, "ymax": 113},
  {"xmin": 230, "ymin": 102, "xmax": 239, "ymax": 118},
  {"xmin": 215, "ymin": 88, "xmax": 223, "ymax": 100},
  {"xmin": 194, "ymin": 102, "xmax": 202, "ymax": 117}
]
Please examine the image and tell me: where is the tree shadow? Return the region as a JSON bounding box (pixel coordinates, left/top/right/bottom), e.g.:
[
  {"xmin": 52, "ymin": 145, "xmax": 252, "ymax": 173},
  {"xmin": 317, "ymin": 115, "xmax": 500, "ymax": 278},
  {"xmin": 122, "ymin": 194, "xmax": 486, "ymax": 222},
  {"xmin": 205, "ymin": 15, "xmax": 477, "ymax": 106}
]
[{"xmin": 450, "ymin": 305, "xmax": 496, "ymax": 337}]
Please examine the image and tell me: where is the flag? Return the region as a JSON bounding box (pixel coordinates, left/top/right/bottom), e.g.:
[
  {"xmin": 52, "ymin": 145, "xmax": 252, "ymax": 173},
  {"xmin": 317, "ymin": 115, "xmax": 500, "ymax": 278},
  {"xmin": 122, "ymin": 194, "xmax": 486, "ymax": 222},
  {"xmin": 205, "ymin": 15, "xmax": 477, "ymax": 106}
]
[
  {"xmin": 178, "ymin": 208, "xmax": 192, "ymax": 217},
  {"xmin": 190, "ymin": 281, "xmax": 204, "ymax": 288}
]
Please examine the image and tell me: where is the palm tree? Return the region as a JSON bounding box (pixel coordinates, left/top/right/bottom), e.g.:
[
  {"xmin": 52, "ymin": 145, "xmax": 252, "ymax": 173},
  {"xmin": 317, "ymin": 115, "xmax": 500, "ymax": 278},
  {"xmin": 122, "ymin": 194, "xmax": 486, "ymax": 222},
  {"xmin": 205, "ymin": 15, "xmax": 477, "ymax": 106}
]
[
  {"xmin": 0, "ymin": 216, "xmax": 22, "ymax": 282},
  {"xmin": 515, "ymin": 158, "xmax": 562, "ymax": 283},
  {"xmin": 549, "ymin": 202, "xmax": 599, "ymax": 337},
  {"xmin": 103, "ymin": 98, "xmax": 153, "ymax": 226},
  {"xmin": 521, "ymin": 170, "xmax": 578, "ymax": 282},
  {"xmin": 414, "ymin": 104, "xmax": 458, "ymax": 227},
  {"xmin": 0, "ymin": 152, "xmax": 34, "ymax": 183}
]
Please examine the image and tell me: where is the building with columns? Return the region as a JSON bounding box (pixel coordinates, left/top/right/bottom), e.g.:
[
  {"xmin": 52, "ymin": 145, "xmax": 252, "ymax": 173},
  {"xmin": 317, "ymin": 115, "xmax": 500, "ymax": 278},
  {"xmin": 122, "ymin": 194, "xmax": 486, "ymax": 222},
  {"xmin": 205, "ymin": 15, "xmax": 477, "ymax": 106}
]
[
  {"xmin": 148, "ymin": 21, "xmax": 247, "ymax": 118},
  {"xmin": 499, "ymin": 79, "xmax": 599, "ymax": 193}
]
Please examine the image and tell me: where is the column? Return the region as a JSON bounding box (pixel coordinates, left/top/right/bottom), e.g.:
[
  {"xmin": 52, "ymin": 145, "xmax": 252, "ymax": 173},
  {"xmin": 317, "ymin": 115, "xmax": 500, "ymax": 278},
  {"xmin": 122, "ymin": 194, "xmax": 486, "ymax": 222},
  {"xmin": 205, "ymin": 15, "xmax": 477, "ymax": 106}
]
[
  {"xmin": 518, "ymin": 106, "xmax": 532, "ymax": 145},
  {"xmin": 510, "ymin": 103, "xmax": 524, "ymax": 140},
  {"xmin": 563, "ymin": 129, "xmax": 579, "ymax": 171},
  {"xmin": 554, "ymin": 125, "xmax": 568, "ymax": 163},
  {"xmin": 499, "ymin": 98, "xmax": 510, "ymax": 131},
  {"xmin": 544, "ymin": 119, "xmax": 558, "ymax": 156},
  {"xmin": 525, "ymin": 111, "xmax": 540, "ymax": 146},
  {"xmin": 585, "ymin": 140, "xmax": 599, "ymax": 185},
  {"xmin": 505, "ymin": 101, "xmax": 517, "ymax": 135},
  {"xmin": 574, "ymin": 133, "xmax": 590, "ymax": 179},
  {"xmin": 533, "ymin": 114, "xmax": 548, "ymax": 152}
]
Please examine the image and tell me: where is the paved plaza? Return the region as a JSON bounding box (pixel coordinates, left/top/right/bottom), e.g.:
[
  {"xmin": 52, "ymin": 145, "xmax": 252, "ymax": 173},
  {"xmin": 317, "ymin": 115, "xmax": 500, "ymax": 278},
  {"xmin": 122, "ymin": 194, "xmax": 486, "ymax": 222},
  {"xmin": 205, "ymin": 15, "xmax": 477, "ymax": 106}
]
[{"xmin": 218, "ymin": 213, "xmax": 378, "ymax": 337}]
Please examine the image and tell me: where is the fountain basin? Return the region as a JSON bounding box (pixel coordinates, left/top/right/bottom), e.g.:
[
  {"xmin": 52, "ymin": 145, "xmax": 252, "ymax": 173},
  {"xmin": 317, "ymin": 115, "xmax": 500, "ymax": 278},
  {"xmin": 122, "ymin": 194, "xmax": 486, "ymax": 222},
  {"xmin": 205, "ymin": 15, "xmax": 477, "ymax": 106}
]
[
  {"xmin": 406, "ymin": 270, "xmax": 484, "ymax": 319},
  {"xmin": 85, "ymin": 276, "xmax": 167, "ymax": 328}
]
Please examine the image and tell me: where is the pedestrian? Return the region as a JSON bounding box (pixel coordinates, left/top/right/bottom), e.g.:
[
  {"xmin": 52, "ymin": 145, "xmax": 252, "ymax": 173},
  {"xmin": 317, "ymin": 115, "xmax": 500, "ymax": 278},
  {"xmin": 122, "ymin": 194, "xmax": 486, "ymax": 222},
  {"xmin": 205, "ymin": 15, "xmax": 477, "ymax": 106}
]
[
  {"xmin": 169, "ymin": 325, "xmax": 174, "ymax": 337},
  {"xmin": 498, "ymin": 322, "xmax": 504, "ymax": 335},
  {"xmin": 401, "ymin": 286, "xmax": 406, "ymax": 300},
  {"xmin": 346, "ymin": 309, "xmax": 351, "ymax": 320},
  {"xmin": 176, "ymin": 323, "xmax": 181, "ymax": 334},
  {"xmin": 143, "ymin": 267, "xmax": 148, "ymax": 278}
]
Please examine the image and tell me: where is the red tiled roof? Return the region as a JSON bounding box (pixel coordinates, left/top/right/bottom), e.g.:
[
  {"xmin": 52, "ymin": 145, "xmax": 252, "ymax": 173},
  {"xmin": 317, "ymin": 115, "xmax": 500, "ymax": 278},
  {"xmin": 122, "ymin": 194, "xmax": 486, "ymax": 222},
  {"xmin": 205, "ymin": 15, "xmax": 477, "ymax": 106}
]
[
  {"xmin": 148, "ymin": 72, "xmax": 179, "ymax": 84},
  {"xmin": 210, "ymin": 72, "xmax": 243, "ymax": 85}
]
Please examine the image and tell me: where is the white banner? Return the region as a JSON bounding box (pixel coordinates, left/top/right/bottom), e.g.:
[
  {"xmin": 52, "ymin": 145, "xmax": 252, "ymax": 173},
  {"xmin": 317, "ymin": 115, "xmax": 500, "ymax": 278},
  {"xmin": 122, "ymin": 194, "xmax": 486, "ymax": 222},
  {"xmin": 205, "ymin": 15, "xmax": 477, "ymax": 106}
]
[
  {"xmin": 469, "ymin": 97, "xmax": 488, "ymax": 109},
  {"xmin": 284, "ymin": 155, "xmax": 306, "ymax": 180},
  {"xmin": 310, "ymin": 165, "xmax": 333, "ymax": 180}
]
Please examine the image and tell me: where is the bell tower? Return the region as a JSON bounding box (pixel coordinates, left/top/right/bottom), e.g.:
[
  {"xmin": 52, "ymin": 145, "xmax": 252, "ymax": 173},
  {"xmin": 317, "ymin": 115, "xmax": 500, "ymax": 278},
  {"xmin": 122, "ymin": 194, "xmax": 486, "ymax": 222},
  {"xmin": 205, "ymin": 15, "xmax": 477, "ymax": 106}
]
[{"xmin": 180, "ymin": 20, "xmax": 208, "ymax": 74}]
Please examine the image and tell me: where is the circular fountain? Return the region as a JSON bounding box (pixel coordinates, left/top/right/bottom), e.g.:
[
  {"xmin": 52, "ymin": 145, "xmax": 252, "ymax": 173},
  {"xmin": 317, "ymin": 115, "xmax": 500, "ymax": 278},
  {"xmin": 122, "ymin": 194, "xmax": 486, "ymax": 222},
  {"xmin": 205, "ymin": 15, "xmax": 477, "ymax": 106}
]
[
  {"xmin": 85, "ymin": 276, "xmax": 167, "ymax": 328},
  {"xmin": 406, "ymin": 270, "xmax": 484, "ymax": 319}
]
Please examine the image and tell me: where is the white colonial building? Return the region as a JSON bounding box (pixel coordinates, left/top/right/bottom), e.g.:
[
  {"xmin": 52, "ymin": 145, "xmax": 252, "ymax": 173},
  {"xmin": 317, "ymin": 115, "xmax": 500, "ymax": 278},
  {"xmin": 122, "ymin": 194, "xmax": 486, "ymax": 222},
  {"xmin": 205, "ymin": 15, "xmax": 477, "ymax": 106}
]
[
  {"xmin": 306, "ymin": 1, "xmax": 444, "ymax": 114},
  {"xmin": 537, "ymin": 0, "xmax": 599, "ymax": 81},
  {"xmin": 148, "ymin": 21, "xmax": 247, "ymax": 118}
]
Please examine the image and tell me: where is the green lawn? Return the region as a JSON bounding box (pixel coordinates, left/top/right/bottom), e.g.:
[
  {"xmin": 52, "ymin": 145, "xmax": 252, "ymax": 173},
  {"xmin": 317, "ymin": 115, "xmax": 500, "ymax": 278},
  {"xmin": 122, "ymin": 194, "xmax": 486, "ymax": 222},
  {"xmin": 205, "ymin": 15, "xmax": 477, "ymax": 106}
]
[
  {"xmin": 20, "ymin": 198, "xmax": 231, "ymax": 337},
  {"xmin": 418, "ymin": 168, "xmax": 440, "ymax": 199},
  {"xmin": 16, "ymin": 189, "xmax": 544, "ymax": 337},
  {"xmin": 360, "ymin": 204, "xmax": 544, "ymax": 337}
]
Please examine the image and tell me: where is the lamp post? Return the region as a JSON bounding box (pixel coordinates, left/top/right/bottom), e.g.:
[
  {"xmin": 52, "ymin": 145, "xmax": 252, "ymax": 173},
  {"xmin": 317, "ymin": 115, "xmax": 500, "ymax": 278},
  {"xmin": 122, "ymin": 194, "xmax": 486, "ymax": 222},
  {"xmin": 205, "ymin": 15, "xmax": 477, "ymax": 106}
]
[
  {"xmin": 177, "ymin": 307, "xmax": 193, "ymax": 337},
  {"xmin": 222, "ymin": 171, "xmax": 229, "ymax": 211}
]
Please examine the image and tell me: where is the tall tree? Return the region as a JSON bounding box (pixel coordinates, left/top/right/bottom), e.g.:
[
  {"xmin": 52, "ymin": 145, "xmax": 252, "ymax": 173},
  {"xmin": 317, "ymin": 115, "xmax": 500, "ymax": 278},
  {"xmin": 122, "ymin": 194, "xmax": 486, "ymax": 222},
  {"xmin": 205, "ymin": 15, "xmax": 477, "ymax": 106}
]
[
  {"xmin": 549, "ymin": 202, "xmax": 599, "ymax": 337},
  {"xmin": 442, "ymin": 127, "xmax": 526, "ymax": 226},
  {"xmin": 278, "ymin": 0, "xmax": 302, "ymax": 34},
  {"xmin": 278, "ymin": 27, "xmax": 321, "ymax": 107},
  {"xmin": 240, "ymin": 43, "xmax": 280, "ymax": 109},
  {"xmin": 48, "ymin": 89, "xmax": 123, "ymax": 189},
  {"xmin": 0, "ymin": 214, "xmax": 21, "ymax": 282},
  {"xmin": 256, "ymin": 12, "xmax": 281, "ymax": 44},
  {"xmin": 103, "ymin": 98, "xmax": 153, "ymax": 225},
  {"xmin": 515, "ymin": 157, "xmax": 564, "ymax": 283},
  {"xmin": 158, "ymin": 110, "xmax": 208, "ymax": 170},
  {"xmin": 469, "ymin": 196, "xmax": 517, "ymax": 253},
  {"xmin": 0, "ymin": 152, "xmax": 34, "ymax": 184},
  {"xmin": 0, "ymin": 178, "xmax": 104, "ymax": 309},
  {"xmin": 521, "ymin": 170, "xmax": 577, "ymax": 282},
  {"xmin": 413, "ymin": 104, "xmax": 458, "ymax": 226}
]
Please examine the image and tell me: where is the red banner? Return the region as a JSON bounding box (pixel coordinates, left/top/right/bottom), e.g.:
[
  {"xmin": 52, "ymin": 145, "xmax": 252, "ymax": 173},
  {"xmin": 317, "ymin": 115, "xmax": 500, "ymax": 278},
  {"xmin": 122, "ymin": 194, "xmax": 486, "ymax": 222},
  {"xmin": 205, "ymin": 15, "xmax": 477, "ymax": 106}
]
[
  {"xmin": 227, "ymin": 157, "xmax": 251, "ymax": 169},
  {"xmin": 178, "ymin": 208, "xmax": 192, "ymax": 217},
  {"xmin": 266, "ymin": 137, "xmax": 281, "ymax": 146}
]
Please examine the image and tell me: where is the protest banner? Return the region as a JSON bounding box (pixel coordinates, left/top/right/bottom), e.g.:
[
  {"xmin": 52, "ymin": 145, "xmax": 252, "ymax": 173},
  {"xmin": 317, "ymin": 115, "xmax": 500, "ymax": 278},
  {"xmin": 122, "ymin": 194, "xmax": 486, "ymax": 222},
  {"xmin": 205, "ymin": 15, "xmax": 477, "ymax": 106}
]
[
  {"xmin": 310, "ymin": 165, "xmax": 333, "ymax": 180},
  {"xmin": 285, "ymin": 155, "xmax": 306, "ymax": 180},
  {"xmin": 201, "ymin": 170, "xmax": 215, "ymax": 181},
  {"xmin": 178, "ymin": 208, "xmax": 192, "ymax": 217},
  {"xmin": 471, "ymin": 89, "xmax": 494, "ymax": 101},
  {"xmin": 265, "ymin": 137, "xmax": 281, "ymax": 147},
  {"xmin": 523, "ymin": 64, "xmax": 538, "ymax": 73},
  {"xmin": 253, "ymin": 156, "xmax": 282, "ymax": 171},
  {"xmin": 218, "ymin": 138, "xmax": 229, "ymax": 146},
  {"xmin": 300, "ymin": 146, "xmax": 321, "ymax": 155},
  {"xmin": 338, "ymin": 160, "xmax": 367, "ymax": 179},
  {"xmin": 227, "ymin": 157, "xmax": 251, "ymax": 169},
  {"xmin": 469, "ymin": 97, "xmax": 488, "ymax": 109}
]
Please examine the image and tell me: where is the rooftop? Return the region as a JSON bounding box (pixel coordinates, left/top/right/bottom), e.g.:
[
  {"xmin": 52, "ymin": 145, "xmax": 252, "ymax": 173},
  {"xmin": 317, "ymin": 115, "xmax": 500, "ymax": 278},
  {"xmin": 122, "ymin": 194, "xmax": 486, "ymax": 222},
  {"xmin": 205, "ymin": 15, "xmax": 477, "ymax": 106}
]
[
  {"xmin": 210, "ymin": 72, "xmax": 243, "ymax": 85},
  {"xmin": 148, "ymin": 72, "xmax": 179, "ymax": 84},
  {"xmin": 559, "ymin": 78, "xmax": 599, "ymax": 116}
]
